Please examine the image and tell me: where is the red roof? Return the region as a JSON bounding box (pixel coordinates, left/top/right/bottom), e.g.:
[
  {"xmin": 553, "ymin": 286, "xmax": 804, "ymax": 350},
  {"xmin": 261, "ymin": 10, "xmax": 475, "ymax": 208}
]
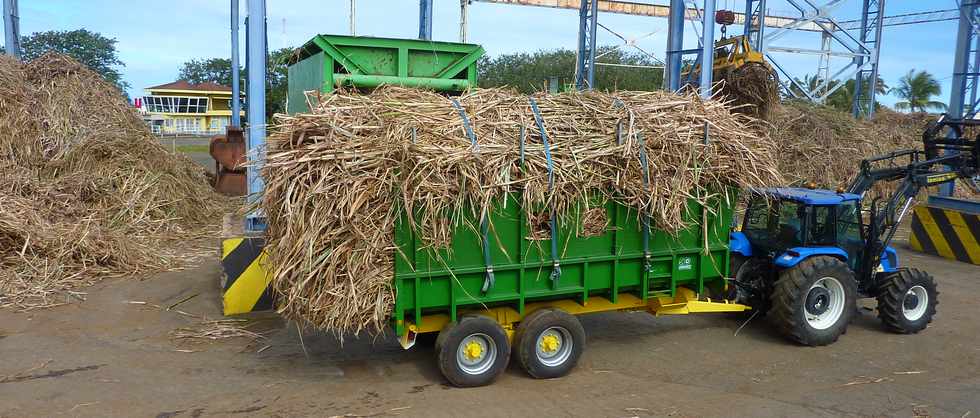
[{"xmin": 147, "ymin": 80, "xmax": 232, "ymax": 92}]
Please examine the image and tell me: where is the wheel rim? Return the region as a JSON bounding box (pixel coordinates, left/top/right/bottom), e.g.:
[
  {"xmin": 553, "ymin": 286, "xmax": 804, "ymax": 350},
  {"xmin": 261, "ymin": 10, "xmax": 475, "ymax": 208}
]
[
  {"xmin": 902, "ymin": 285, "xmax": 929, "ymax": 321},
  {"xmin": 535, "ymin": 326, "xmax": 573, "ymax": 367},
  {"xmin": 456, "ymin": 333, "xmax": 496, "ymax": 375},
  {"xmin": 804, "ymin": 277, "xmax": 846, "ymax": 330}
]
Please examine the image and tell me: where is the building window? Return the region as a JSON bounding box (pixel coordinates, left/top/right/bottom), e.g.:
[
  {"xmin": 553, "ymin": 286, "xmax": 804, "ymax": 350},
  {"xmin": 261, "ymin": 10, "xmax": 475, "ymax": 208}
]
[{"xmin": 142, "ymin": 96, "xmax": 209, "ymax": 114}]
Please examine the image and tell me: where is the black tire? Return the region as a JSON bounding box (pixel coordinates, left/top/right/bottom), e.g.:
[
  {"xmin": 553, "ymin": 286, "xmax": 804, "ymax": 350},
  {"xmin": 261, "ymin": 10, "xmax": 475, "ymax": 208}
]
[
  {"xmin": 436, "ymin": 315, "xmax": 510, "ymax": 387},
  {"xmin": 513, "ymin": 308, "xmax": 585, "ymax": 379},
  {"xmin": 876, "ymin": 269, "xmax": 938, "ymax": 334},
  {"xmin": 730, "ymin": 255, "xmax": 771, "ymax": 315},
  {"xmin": 770, "ymin": 256, "xmax": 857, "ymax": 346}
]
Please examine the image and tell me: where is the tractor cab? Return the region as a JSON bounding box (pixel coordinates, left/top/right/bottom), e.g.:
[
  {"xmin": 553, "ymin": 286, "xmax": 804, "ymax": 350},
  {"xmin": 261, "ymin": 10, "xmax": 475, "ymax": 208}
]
[{"xmin": 731, "ymin": 187, "xmax": 898, "ymax": 274}]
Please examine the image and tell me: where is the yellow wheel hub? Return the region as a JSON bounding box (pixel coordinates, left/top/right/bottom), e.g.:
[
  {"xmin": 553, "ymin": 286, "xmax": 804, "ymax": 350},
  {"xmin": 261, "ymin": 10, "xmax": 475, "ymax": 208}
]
[
  {"xmin": 539, "ymin": 334, "xmax": 561, "ymax": 353},
  {"xmin": 464, "ymin": 340, "xmax": 484, "ymax": 360}
]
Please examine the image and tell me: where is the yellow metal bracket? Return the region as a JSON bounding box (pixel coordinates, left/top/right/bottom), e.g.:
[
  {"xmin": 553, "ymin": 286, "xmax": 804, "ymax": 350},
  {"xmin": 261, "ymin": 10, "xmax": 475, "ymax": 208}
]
[{"xmin": 650, "ymin": 287, "xmax": 751, "ymax": 315}]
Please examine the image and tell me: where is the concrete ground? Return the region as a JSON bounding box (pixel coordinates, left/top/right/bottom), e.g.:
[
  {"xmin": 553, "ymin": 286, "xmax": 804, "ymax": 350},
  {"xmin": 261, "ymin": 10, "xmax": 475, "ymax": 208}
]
[
  {"xmin": 158, "ymin": 136, "xmax": 214, "ymax": 174},
  {"xmin": 1, "ymin": 246, "xmax": 977, "ymax": 418}
]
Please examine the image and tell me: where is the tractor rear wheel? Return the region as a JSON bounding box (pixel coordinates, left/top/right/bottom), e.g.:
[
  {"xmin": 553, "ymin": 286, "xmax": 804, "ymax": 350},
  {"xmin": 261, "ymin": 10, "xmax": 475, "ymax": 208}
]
[
  {"xmin": 876, "ymin": 269, "xmax": 938, "ymax": 334},
  {"xmin": 770, "ymin": 256, "xmax": 857, "ymax": 346}
]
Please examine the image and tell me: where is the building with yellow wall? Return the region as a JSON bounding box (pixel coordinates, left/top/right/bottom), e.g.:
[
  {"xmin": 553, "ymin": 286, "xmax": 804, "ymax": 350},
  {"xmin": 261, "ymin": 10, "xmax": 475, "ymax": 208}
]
[{"xmin": 140, "ymin": 80, "xmax": 243, "ymax": 135}]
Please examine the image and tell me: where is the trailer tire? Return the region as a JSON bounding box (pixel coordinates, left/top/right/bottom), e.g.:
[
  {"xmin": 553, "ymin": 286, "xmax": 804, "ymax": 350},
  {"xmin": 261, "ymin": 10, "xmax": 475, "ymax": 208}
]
[
  {"xmin": 876, "ymin": 269, "xmax": 938, "ymax": 334},
  {"xmin": 770, "ymin": 256, "xmax": 856, "ymax": 346},
  {"xmin": 514, "ymin": 308, "xmax": 585, "ymax": 379},
  {"xmin": 436, "ymin": 315, "xmax": 510, "ymax": 387}
]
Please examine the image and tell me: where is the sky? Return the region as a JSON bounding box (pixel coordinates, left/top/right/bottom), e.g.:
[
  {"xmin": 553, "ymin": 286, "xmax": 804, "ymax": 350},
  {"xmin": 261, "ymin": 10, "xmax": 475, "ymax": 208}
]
[{"xmin": 0, "ymin": 0, "xmax": 962, "ymax": 109}]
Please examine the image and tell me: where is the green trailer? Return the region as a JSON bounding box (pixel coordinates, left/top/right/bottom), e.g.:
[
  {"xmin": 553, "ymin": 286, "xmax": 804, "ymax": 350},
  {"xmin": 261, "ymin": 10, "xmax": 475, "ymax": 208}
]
[
  {"xmin": 286, "ymin": 34, "xmax": 484, "ymax": 114},
  {"xmin": 222, "ymin": 34, "xmax": 749, "ymax": 388}
]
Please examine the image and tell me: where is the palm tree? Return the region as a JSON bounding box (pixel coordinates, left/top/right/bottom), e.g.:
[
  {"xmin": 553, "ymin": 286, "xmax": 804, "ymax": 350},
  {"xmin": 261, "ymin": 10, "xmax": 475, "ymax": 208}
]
[{"xmin": 891, "ymin": 70, "xmax": 947, "ymax": 112}]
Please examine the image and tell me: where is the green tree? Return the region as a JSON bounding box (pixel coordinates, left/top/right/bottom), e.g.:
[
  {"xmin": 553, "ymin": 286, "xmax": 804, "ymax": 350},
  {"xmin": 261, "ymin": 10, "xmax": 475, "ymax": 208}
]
[
  {"xmin": 891, "ymin": 70, "xmax": 946, "ymax": 112},
  {"xmin": 178, "ymin": 58, "xmax": 235, "ymax": 86},
  {"xmin": 19, "ymin": 29, "xmax": 129, "ymax": 91},
  {"xmin": 176, "ymin": 47, "xmax": 293, "ymax": 121},
  {"xmin": 478, "ymin": 47, "xmax": 663, "ymax": 93}
]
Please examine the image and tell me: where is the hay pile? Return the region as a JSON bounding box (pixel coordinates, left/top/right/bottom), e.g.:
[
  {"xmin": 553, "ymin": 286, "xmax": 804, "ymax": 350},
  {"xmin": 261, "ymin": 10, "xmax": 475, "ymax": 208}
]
[
  {"xmin": 262, "ymin": 86, "xmax": 782, "ymax": 335},
  {"xmin": 770, "ymin": 101, "xmax": 933, "ymax": 188},
  {"xmin": 0, "ymin": 53, "xmax": 220, "ymax": 310}
]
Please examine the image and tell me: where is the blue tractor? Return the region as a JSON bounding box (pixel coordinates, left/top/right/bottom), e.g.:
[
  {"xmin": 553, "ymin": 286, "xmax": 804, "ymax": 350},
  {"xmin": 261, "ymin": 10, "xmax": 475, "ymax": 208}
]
[{"xmin": 728, "ymin": 116, "xmax": 979, "ymax": 346}]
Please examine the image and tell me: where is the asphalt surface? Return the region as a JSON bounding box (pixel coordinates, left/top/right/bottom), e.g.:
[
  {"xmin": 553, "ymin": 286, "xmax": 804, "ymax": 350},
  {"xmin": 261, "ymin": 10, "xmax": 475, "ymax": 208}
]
[{"xmin": 1, "ymin": 244, "xmax": 977, "ymax": 417}]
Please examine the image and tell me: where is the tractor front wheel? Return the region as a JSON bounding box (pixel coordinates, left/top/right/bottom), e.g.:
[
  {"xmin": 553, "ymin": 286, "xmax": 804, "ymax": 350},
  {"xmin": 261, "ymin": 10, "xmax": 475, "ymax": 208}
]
[
  {"xmin": 876, "ymin": 269, "xmax": 938, "ymax": 334},
  {"xmin": 770, "ymin": 256, "xmax": 857, "ymax": 346}
]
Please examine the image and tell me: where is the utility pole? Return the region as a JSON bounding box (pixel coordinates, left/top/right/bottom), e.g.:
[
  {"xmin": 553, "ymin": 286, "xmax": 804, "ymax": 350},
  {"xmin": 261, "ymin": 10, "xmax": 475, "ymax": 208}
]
[
  {"xmin": 419, "ymin": 0, "xmax": 433, "ymax": 40},
  {"xmin": 3, "ymin": 0, "xmax": 20, "ymax": 59},
  {"xmin": 350, "ymin": 0, "xmax": 356, "ymax": 36},
  {"xmin": 246, "ymin": 0, "xmax": 267, "ymax": 226},
  {"xmin": 231, "ymin": 0, "xmax": 242, "ymax": 128}
]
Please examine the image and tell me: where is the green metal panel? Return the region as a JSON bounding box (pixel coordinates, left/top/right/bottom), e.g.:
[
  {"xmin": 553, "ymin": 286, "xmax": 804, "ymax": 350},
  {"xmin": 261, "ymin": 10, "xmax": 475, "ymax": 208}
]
[
  {"xmin": 286, "ymin": 34, "xmax": 485, "ymax": 113},
  {"xmin": 392, "ymin": 192, "xmax": 736, "ymax": 335},
  {"xmin": 286, "ymin": 51, "xmax": 324, "ymax": 114}
]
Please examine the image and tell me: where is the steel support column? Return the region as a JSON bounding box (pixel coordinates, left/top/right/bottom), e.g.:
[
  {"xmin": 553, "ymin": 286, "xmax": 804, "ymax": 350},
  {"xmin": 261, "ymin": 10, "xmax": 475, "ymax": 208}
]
[
  {"xmin": 245, "ymin": 0, "xmax": 267, "ymax": 228},
  {"xmin": 575, "ymin": 0, "xmax": 599, "ymax": 90},
  {"xmin": 350, "ymin": 0, "xmax": 356, "ymax": 36},
  {"xmin": 3, "ymin": 0, "xmax": 19, "ymax": 59},
  {"xmin": 852, "ymin": 0, "xmax": 885, "ymax": 118},
  {"xmin": 698, "ymin": 0, "xmax": 716, "ymax": 98},
  {"xmin": 460, "ymin": 0, "xmax": 470, "ymax": 42},
  {"xmin": 743, "ymin": 0, "xmax": 766, "ymax": 52},
  {"xmin": 665, "ymin": 0, "xmax": 685, "ymax": 91},
  {"xmin": 231, "ymin": 0, "xmax": 242, "ymax": 128},
  {"xmin": 419, "ymin": 0, "xmax": 433, "ymax": 40}
]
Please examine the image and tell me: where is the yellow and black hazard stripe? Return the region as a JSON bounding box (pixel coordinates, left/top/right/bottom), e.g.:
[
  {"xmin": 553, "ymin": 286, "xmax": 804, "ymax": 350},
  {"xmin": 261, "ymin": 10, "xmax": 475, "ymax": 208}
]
[
  {"xmin": 221, "ymin": 237, "xmax": 275, "ymax": 315},
  {"xmin": 909, "ymin": 205, "xmax": 980, "ymax": 265}
]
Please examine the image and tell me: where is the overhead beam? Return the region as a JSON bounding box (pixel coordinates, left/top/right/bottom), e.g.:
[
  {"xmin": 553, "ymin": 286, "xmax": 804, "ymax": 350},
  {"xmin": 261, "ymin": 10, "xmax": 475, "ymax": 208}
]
[
  {"xmin": 473, "ymin": 0, "xmax": 959, "ymax": 33},
  {"xmin": 474, "ymin": 0, "xmax": 830, "ymax": 31}
]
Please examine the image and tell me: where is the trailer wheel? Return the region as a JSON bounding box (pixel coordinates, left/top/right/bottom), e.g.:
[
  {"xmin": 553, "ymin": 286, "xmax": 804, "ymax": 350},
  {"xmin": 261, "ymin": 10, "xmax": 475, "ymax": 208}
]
[
  {"xmin": 876, "ymin": 269, "xmax": 938, "ymax": 334},
  {"xmin": 770, "ymin": 256, "xmax": 857, "ymax": 346},
  {"xmin": 514, "ymin": 308, "xmax": 585, "ymax": 379},
  {"xmin": 436, "ymin": 315, "xmax": 510, "ymax": 387}
]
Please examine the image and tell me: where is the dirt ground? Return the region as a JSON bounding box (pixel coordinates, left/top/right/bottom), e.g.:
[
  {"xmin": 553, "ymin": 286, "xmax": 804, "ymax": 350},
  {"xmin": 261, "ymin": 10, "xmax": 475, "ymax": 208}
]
[{"xmin": 1, "ymin": 242, "xmax": 978, "ymax": 418}]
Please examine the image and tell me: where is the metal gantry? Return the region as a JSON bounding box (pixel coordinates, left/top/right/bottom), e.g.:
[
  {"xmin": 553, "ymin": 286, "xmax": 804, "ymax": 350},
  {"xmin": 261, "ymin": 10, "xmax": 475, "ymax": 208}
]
[
  {"xmin": 575, "ymin": 0, "xmax": 599, "ymax": 90},
  {"xmin": 941, "ymin": 0, "xmax": 980, "ymax": 196},
  {"xmin": 3, "ymin": 0, "xmax": 19, "ymax": 59},
  {"xmin": 743, "ymin": 0, "xmax": 767, "ymax": 51},
  {"xmin": 852, "ymin": 0, "xmax": 885, "ymax": 118},
  {"xmin": 950, "ymin": 0, "xmax": 980, "ymax": 120}
]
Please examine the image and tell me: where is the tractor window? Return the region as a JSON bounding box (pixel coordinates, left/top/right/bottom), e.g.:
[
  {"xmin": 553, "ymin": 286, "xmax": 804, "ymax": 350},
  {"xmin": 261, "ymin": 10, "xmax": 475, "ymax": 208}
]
[
  {"xmin": 743, "ymin": 198, "xmax": 806, "ymax": 251},
  {"xmin": 808, "ymin": 206, "xmax": 835, "ymax": 245},
  {"xmin": 836, "ymin": 201, "xmax": 864, "ymax": 267}
]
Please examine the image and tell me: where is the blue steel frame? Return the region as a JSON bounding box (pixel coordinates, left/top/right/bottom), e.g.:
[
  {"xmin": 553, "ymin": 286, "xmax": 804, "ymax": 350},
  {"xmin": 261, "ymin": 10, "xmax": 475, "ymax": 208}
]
[
  {"xmin": 419, "ymin": 0, "xmax": 433, "ymax": 40},
  {"xmin": 941, "ymin": 0, "xmax": 980, "ymax": 196},
  {"xmin": 664, "ymin": 0, "xmax": 715, "ymax": 98},
  {"xmin": 664, "ymin": 0, "xmax": 685, "ymax": 92},
  {"xmin": 743, "ymin": 0, "xmax": 766, "ymax": 52},
  {"xmin": 851, "ymin": 0, "xmax": 885, "ymax": 119},
  {"xmin": 575, "ymin": 0, "xmax": 599, "ymax": 90}
]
